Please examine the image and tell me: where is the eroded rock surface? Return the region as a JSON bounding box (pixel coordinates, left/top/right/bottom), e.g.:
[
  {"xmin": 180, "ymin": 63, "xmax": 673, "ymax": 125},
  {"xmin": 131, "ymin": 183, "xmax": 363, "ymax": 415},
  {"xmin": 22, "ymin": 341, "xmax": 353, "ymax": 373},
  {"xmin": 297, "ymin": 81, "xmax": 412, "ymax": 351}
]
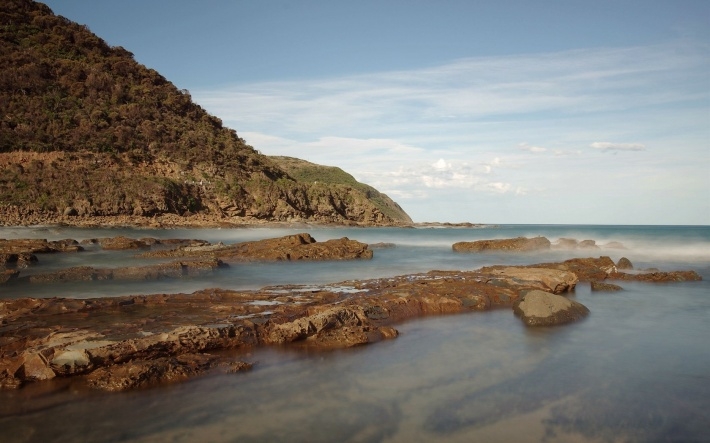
[
  {"xmin": 140, "ymin": 233, "xmax": 373, "ymax": 261},
  {"xmin": 513, "ymin": 290, "xmax": 590, "ymax": 326},
  {"xmin": 453, "ymin": 236, "xmax": 551, "ymax": 252},
  {"xmin": 0, "ymin": 255, "xmax": 700, "ymax": 392}
]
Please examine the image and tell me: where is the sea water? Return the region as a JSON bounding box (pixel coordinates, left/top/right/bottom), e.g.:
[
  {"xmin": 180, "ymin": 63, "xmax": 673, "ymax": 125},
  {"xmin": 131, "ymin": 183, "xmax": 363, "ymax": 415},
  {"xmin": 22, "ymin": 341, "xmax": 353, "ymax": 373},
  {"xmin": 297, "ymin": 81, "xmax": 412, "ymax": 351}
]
[{"xmin": 0, "ymin": 225, "xmax": 709, "ymax": 442}]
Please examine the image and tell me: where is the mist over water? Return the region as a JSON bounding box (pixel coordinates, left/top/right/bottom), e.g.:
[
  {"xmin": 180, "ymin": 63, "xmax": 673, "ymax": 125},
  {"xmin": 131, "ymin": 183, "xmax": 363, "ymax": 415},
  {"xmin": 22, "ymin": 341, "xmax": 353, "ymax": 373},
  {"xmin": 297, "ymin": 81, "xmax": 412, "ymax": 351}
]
[{"xmin": 1, "ymin": 225, "xmax": 709, "ymax": 442}]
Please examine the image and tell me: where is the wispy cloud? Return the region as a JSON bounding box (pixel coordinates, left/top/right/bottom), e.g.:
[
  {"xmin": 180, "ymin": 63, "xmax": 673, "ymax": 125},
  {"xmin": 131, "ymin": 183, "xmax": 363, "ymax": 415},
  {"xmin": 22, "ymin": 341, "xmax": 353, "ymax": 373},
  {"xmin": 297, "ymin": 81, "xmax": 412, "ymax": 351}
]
[
  {"xmin": 193, "ymin": 41, "xmax": 710, "ymax": 223},
  {"xmin": 590, "ymin": 142, "xmax": 646, "ymax": 152}
]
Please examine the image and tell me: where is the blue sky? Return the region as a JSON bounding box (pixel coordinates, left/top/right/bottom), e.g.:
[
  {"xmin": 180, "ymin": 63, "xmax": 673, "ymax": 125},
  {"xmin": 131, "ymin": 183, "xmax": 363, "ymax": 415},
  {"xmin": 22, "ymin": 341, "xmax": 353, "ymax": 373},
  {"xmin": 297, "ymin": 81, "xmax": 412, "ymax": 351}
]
[{"xmin": 42, "ymin": 1, "xmax": 710, "ymax": 225}]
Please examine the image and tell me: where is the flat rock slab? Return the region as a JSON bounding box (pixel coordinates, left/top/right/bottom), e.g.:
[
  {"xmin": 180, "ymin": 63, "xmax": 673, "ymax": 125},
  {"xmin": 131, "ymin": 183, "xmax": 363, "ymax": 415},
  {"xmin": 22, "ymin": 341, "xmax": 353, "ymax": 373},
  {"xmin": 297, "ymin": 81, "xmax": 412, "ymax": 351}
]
[
  {"xmin": 452, "ymin": 236, "xmax": 551, "ymax": 252},
  {"xmin": 139, "ymin": 233, "xmax": 373, "ymax": 261},
  {"xmin": 513, "ymin": 290, "xmax": 590, "ymax": 326}
]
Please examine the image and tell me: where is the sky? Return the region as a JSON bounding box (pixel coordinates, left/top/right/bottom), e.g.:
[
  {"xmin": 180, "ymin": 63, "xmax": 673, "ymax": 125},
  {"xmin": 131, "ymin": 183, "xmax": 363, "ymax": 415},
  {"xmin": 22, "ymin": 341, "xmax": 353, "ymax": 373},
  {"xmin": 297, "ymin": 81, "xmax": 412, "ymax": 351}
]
[{"xmin": 41, "ymin": 0, "xmax": 710, "ymax": 225}]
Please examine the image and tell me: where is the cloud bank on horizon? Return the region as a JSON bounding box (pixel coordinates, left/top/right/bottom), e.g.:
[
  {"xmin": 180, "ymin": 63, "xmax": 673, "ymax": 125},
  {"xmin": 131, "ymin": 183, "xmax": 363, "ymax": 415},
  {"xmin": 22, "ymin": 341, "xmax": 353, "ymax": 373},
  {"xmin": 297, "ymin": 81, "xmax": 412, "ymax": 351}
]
[{"xmin": 195, "ymin": 42, "xmax": 709, "ymax": 224}]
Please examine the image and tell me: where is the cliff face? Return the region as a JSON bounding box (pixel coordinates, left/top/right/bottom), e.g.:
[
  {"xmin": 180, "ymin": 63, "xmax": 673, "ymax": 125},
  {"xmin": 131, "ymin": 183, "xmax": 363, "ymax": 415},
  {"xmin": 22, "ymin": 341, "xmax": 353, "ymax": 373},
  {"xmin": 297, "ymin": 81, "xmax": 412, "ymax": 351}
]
[{"xmin": 0, "ymin": 0, "xmax": 412, "ymax": 226}]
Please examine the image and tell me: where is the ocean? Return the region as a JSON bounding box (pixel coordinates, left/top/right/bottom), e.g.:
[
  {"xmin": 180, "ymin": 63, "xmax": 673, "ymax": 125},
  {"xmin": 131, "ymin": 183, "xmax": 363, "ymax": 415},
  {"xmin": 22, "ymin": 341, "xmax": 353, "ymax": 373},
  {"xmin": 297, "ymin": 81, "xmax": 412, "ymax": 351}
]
[{"xmin": 1, "ymin": 224, "xmax": 709, "ymax": 442}]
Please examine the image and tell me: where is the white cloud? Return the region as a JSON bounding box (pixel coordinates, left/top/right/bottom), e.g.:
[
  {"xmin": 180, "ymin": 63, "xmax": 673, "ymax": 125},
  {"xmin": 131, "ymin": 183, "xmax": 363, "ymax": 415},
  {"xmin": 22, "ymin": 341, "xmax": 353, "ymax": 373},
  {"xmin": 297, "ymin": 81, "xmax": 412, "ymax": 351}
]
[
  {"xmin": 519, "ymin": 142, "xmax": 547, "ymax": 153},
  {"xmin": 590, "ymin": 142, "xmax": 646, "ymax": 152}
]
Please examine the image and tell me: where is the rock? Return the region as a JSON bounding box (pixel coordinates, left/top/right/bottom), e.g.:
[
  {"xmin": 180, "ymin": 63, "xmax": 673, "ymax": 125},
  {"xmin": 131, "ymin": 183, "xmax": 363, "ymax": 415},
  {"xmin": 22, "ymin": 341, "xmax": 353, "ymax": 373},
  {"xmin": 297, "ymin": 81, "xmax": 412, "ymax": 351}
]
[
  {"xmin": 140, "ymin": 233, "xmax": 373, "ymax": 262},
  {"xmin": 603, "ymin": 241, "xmax": 626, "ymax": 249},
  {"xmin": 369, "ymin": 242, "xmax": 396, "ymax": 249},
  {"xmin": 590, "ymin": 281, "xmax": 623, "ymax": 292},
  {"xmin": 63, "ymin": 207, "xmax": 78, "ymax": 216},
  {"xmin": 579, "ymin": 240, "xmax": 600, "ymax": 249},
  {"xmin": 452, "ymin": 236, "xmax": 551, "ymax": 252},
  {"xmin": 0, "ymin": 255, "xmax": 699, "ymax": 392},
  {"xmin": 610, "ymin": 270, "xmax": 702, "ymax": 283},
  {"xmin": 264, "ymin": 306, "xmax": 396, "ymax": 348},
  {"xmin": 481, "ymin": 267, "xmax": 578, "ymax": 294},
  {"xmin": 552, "ymin": 238, "xmax": 579, "ymax": 249},
  {"xmin": 533, "ymin": 256, "xmax": 618, "ymax": 281},
  {"xmin": 513, "ymin": 290, "xmax": 590, "ymax": 326},
  {"xmin": 97, "ymin": 236, "xmax": 150, "ymax": 250},
  {"xmin": 0, "ymin": 269, "xmax": 19, "ymax": 283},
  {"xmin": 15, "ymin": 352, "xmax": 56, "ymax": 382},
  {"xmin": 616, "ymin": 257, "xmax": 633, "ymax": 270},
  {"xmin": 85, "ymin": 353, "xmax": 224, "ymax": 391},
  {"xmin": 50, "ymin": 349, "xmax": 92, "ymax": 375},
  {"xmin": 20, "ymin": 259, "xmax": 225, "ymax": 284}
]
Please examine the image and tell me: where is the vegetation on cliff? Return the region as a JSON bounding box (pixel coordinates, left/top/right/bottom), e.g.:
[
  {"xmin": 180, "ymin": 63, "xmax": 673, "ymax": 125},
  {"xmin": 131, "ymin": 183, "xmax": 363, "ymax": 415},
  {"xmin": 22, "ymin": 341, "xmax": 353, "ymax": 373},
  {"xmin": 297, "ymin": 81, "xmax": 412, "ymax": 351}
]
[{"xmin": 0, "ymin": 0, "xmax": 412, "ymax": 226}]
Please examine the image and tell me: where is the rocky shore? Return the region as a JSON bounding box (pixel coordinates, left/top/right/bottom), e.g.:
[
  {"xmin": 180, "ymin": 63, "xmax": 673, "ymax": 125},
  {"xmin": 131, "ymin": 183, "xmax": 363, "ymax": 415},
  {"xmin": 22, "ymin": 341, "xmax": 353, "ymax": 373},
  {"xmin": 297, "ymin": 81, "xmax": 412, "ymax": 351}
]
[{"xmin": 0, "ymin": 233, "xmax": 702, "ymax": 392}]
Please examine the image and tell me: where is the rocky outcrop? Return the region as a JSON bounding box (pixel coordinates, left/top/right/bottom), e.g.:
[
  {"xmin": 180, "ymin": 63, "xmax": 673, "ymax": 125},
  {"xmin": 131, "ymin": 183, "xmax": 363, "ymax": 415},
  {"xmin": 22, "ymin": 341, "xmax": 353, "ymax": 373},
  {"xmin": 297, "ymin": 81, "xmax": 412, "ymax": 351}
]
[
  {"xmin": 0, "ymin": 238, "xmax": 83, "ymax": 254},
  {"xmin": 453, "ymin": 236, "xmax": 551, "ymax": 252},
  {"xmin": 21, "ymin": 258, "xmax": 225, "ymax": 284},
  {"xmin": 0, "ymin": 264, "xmax": 580, "ymax": 391},
  {"xmin": 0, "ymin": 254, "xmax": 701, "ymax": 391},
  {"xmin": 513, "ymin": 290, "xmax": 590, "ymax": 326},
  {"xmin": 140, "ymin": 233, "xmax": 373, "ymax": 262}
]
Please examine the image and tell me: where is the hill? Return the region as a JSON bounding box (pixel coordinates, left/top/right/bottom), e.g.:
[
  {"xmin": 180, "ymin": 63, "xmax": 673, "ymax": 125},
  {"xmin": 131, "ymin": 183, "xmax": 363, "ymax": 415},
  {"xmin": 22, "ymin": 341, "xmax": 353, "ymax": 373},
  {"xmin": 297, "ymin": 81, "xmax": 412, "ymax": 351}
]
[{"xmin": 0, "ymin": 0, "xmax": 412, "ymax": 227}]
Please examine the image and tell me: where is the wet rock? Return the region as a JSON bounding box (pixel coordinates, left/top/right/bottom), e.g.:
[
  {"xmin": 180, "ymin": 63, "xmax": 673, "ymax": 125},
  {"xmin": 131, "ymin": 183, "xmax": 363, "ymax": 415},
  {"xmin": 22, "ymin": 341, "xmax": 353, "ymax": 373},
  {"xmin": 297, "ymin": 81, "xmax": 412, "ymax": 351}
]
[
  {"xmin": 616, "ymin": 257, "xmax": 633, "ymax": 270},
  {"xmin": 369, "ymin": 242, "xmax": 396, "ymax": 249},
  {"xmin": 0, "ymin": 257, "xmax": 700, "ymax": 392},
  {"xmin": 0, "ymin": 269, "xmax": 19, "ymax": 283},
  {"xmin": 552, "ymin": 238, "xmax": 579, "ymax": 249},
  {"xmin": 50, "ymin": 349, "xmax": 92, "ymax": 375},
  {"xmin": 15, "ymin": 352, "xmax": 56, "ymax": 382},
  {"xmin": 97, "ymin": 236, "xmax": 150, "ymax": 250},
  {"xmin": 480, "ymin": 267, "xmax": 578, "ymax": 294},
  {"xmin": 264, "ymin": 306, "xmax": 396, "ymax": 348},
  {"xmin": 85, "ymin": 353, "xmax": 228, "ymax": 391},
  {"xmin": 609, "ymin": 270, "xmax": 702, "ymax": 283},
  {"xmin": 604, "ymin": 241, "xmax": 626, "ymax": 249},
  {"xmin": 532, "ymin": 256, "xmax": 618, "ymax": 281},
  {"xmin": 590, "ymin": 281, "xmax": 623, "ymax": 292},
  {"xmin": 140, "ymin": 233, "xmax": 373, "ymax": 261},
  {"xmin": 453, "ymin": 236, "xmax": 550, "ymax": 252},
  {"xmin": 19, "ymin": 259, "xmax": 225, "ymax": 284},
  {"xmin": 513, "ymin": 290, "xmax": 590, "ymax": 326},
  {"xmin": 0, "ymin": 252, "xmax": 38, "ymax": 268},
  {"xmin": 579, "ymin": 240, "xmax": 600, "ymax": 249}
]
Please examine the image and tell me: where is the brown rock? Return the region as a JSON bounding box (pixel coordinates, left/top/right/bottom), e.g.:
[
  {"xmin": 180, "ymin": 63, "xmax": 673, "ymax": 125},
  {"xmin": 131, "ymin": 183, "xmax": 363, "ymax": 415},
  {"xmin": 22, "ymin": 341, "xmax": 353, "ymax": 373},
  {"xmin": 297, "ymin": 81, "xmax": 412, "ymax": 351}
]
[
  {"xmin": 481, "ymin": 267, "xmax": 578, "ymax": 294},
  {"xmin": 590, "ymin": 281, "xmax": 623, "ymax": 292},
  {"xmin": 453, "ymin": 236, "xmax": 550, "ymax": 252},
  {"xmin": 610, "ymin": 270, "xmax": 702, "ymax": 283},
  {"xmin": 140, "ymin": 233, "xmax": 373, "ymax": 262},
  {"xmin": 616, "ymin": 257, "xmax": 633, "ymax": 270},
  {"xmin": 97, "ymin": 236, "xmax": 150, "ymax": 250},
  {"xmin": 85, "ymin": 353, "xmax": 222, "ymax": 391},
  {"xmin": 513, "ymin": 290, "xmax": 590, "ymax": 326},
  {"xmin": 579, "ymin": 239, "xmax": 600, "ymax": 249},
  {"xmin": 15, "ymin": 352, "xmax": 56, "ymax": 382}
]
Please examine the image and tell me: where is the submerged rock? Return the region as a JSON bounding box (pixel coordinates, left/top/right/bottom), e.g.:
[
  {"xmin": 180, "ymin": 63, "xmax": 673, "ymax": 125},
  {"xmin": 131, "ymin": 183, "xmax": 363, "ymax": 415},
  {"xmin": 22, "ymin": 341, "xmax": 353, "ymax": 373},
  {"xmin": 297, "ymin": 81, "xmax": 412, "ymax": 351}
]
[
  {"xmin": 590, "ymin": 281, "xmax": 624, "ymax": 292},
  {"xmin": 616, "ymin": 257, "xmax": 633, "ymax": 270},
  {"xmin": 513, "ymin": 290, "xmax": 590, "ymax": 326},
  {"xmin": 452, "ymin": 236, "xmax": 551, "ymax": 252}
]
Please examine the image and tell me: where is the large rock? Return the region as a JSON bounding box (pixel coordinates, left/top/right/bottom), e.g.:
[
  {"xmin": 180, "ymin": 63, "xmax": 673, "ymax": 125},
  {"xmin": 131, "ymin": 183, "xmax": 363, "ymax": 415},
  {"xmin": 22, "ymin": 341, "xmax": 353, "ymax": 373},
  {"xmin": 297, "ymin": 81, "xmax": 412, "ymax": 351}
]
[
  {"xmin": 453, "ymin": 236, "xmax": 550, "ymax": 252},
  {"xmin": 481, "ymin": 267, "xmax": 578, "ymax": 294},
  {"xmin": 140, "ymin": 233, "xmax": 373, "ymax": 261},
  {"xmin": 513, "ymin": 290, "xmax": 590, "ymax": 326}
]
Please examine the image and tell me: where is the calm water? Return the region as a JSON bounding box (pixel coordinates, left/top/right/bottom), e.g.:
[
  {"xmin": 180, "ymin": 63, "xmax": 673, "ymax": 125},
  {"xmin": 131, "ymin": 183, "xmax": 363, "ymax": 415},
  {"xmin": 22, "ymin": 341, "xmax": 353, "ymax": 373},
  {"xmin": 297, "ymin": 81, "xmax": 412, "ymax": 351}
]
[{"xmin": 1, "ymin": 225, "xmax": 709, "ymax": 442}]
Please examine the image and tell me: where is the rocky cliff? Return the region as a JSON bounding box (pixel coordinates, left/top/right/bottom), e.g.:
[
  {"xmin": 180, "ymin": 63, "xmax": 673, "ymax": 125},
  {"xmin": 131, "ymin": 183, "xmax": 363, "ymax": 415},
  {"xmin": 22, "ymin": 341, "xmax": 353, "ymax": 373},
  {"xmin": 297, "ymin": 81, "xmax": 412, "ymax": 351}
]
[{"xmin": 0, "ymin": 0, "xmax": 412, "ymax": 226}]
